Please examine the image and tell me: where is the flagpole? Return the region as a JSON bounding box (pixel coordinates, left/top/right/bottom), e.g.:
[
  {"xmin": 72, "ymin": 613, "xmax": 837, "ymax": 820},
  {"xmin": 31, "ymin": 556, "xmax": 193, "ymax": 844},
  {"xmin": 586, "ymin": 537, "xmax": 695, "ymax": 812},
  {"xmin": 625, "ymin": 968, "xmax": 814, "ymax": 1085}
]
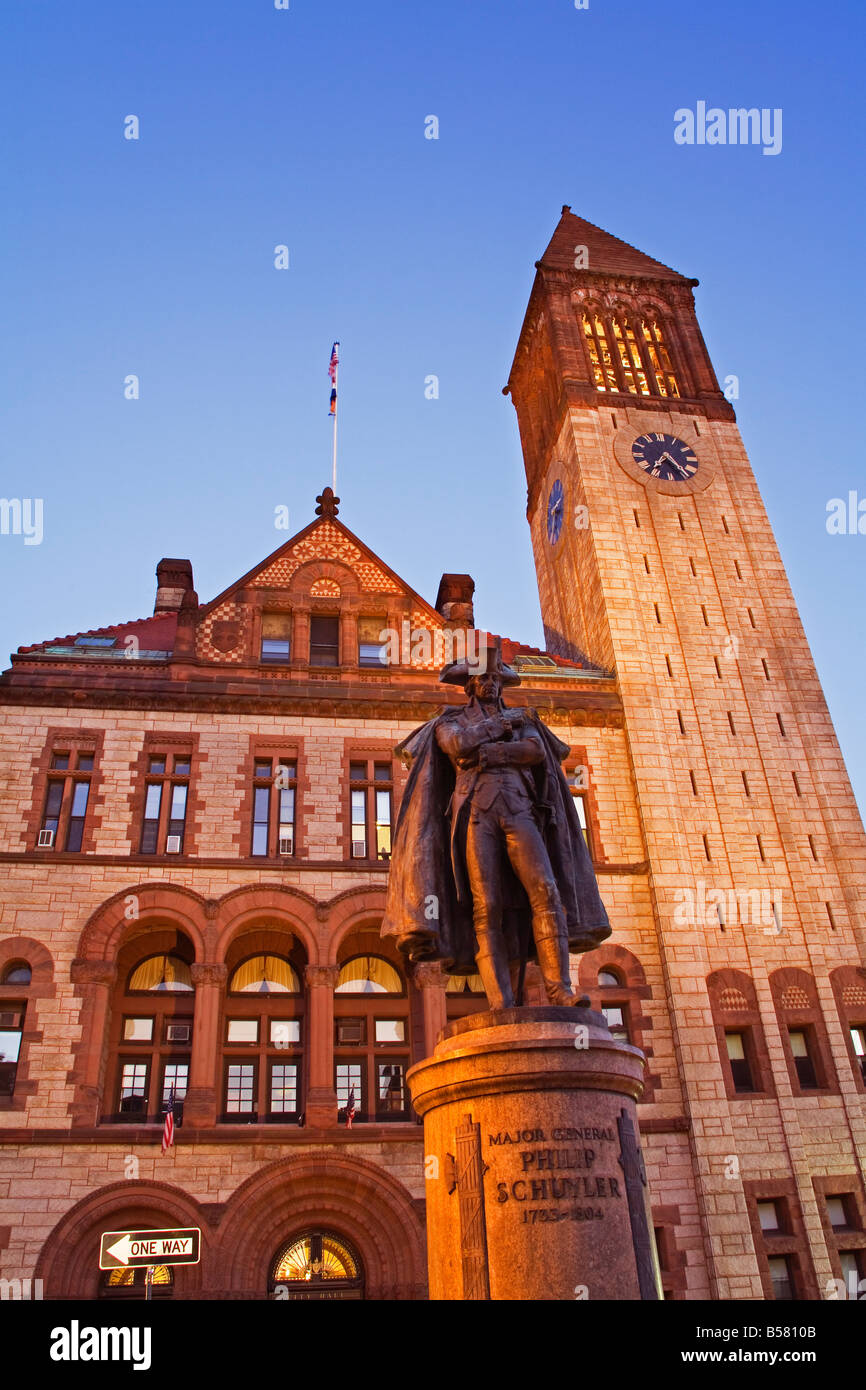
[{"xmin": 332, "ymin": 350, "xmax": 339, "ymax": 491}]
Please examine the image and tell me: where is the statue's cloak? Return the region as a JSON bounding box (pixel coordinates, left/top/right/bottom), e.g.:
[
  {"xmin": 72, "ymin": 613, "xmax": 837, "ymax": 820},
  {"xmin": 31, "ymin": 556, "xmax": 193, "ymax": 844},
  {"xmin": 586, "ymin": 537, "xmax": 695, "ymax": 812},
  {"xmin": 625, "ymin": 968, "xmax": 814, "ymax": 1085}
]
[{"xmin": 381, "ymin": 707, "xmax": 610, "ymax": 974}]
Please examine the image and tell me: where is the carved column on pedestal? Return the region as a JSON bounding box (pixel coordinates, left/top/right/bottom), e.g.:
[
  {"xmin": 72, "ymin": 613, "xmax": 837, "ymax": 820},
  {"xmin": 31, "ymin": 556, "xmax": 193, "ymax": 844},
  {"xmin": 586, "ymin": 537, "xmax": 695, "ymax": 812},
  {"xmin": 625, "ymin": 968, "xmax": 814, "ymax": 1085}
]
[
  {"xmin": 304, "ymin": 965, "xmax": 340, "ymax": 1127},
  {"xmin": 184, "ymin": 963, "xmax": 227, "ymax": 1128},
  {"xmin": 412, "ymin": 961, "xmax": 448, "ymax": 1058},
  {"xmin": 69, "ymin": 959, "xmax": 117, "ymax": 1127}
]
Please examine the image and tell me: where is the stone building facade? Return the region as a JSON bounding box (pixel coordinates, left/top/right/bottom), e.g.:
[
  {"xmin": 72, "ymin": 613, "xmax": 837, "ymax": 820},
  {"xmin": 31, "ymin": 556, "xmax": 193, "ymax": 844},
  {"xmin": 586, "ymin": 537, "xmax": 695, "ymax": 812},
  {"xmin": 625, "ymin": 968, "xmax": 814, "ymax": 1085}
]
[{"xmin": 0, "ymin": 210, "xmax": 864, "ymax": 1301}]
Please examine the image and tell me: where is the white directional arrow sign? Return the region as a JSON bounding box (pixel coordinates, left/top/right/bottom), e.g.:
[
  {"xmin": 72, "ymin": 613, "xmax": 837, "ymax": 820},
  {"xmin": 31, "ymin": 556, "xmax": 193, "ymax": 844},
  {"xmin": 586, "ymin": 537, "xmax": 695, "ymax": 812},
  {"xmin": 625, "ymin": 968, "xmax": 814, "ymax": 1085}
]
[{"xmin": 99, "ymin": 1227, "xmax": 201, "ymax": 1269}]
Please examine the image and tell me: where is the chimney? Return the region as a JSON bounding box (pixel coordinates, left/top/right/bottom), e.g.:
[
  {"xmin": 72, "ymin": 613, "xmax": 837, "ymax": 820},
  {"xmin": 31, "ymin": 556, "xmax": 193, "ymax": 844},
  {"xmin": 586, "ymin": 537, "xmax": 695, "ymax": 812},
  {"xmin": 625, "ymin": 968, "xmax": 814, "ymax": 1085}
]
[
  {"xmin": 435, "ymin": 573, "xmax": 475, "ymax": 629},
  {"xmin": 154, "ymin": 558, "xmax": 194, "ymax": 615}
]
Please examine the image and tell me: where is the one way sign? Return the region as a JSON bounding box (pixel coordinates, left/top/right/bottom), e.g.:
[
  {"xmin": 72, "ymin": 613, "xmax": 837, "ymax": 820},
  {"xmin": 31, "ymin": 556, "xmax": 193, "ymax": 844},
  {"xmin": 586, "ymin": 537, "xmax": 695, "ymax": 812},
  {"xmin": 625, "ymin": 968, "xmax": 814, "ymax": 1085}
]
[{"xmin": 99, "ymin": 1227, "xmax": 201, "ymax": 1269}]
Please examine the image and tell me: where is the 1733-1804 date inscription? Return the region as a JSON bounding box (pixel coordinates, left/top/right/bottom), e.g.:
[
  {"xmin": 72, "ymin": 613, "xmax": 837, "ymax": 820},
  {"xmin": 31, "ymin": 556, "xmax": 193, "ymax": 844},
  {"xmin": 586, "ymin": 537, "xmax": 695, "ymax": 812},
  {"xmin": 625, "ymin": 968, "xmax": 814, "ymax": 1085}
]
[{"xmin": 488, "ymin": 1127, "xmax": 623, "ymax": 1224}]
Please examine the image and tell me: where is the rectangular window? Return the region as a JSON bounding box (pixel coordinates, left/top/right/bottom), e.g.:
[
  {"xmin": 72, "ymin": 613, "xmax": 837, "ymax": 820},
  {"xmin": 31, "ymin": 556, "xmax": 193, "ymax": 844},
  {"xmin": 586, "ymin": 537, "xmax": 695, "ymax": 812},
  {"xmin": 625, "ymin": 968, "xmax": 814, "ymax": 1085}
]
[
  {"xmin": 789, "ymin": 1029, "xmax": 819, "ymax": 1089},
  {"xmin": 358, "ymin": 616, "xmax": 388, "ymax": 667},
  {"xmin": 65, "ymin": 781, "xmax": 90, "ymax": 851},
  {"xmin": 826, "ymin": 1196, "xmax": 850, "ymax": 1230},
  {"xmin": 270, "ymin": 1019, "xmax": 301, "ymax": 1047},
  {"xmin": 351, "ymin": 787, "xmax": 367, "ymax": 858},
  {"xmin": 840, "ymin": 1250, "xmax": 864, "ymax": 1289},
  {"xmin": 725, "ymin": 1031, "xmax": 755, "ymax": 1092},
  {"xmin": 140, "ymin": 751, "xmax": 192, "ymax": 854},
  {"xmin": 225, "ymin": 1063, "xmax": 256, "ymax": 1114},
  {"xmin": 602, "ymin": 1005, "xmax": 629, "ymax": 1042},
  {"xmin": 251, "ymin": 759, "xmax": 297, "ymax": 857},
  {"xmin": 850, "ymin": 1025, "xmax": 866, "ymax": 1082},
  {"xmin": 768, "ymin": 1256, "xmax": 795, "ymax": 1301},
  {"xmin": 310, "ymin": 615, "xmax": 340, "ymax": 666},
  {"xmin": 347, "ymin": 759, "xmax": 395, "ymax": 860},
  {"xmin": 336, "ymin": 1062, "xmax": 363, "ymax": 1116},
  {"xmin": 118, "ymin": 1061, "xmax": 149, "ymax": 1115},
  {"xmin": 0, "ymin": 1008, "xmax": 24, "ymax": 1098},
  {"xmin": 226, "ymin": 1019, "xmax": 259, "ymax": 1044},
  {"xmin": 269, "ymin": 1062, "xmax": 298, "ymax": 1115},
  {"xmin": 376, "ymin": 1062, "xmax": 407, "ymax": 1117},
  {"xmin": 758, "ymin": 1200, "xmax": 781, "ymax": 1232},
  {"xmin": 161, "ymin": 1062, "xmax": 189, "ymax": 1108},
  {"xmin": 375, "ymin": 1019, "xmax": 406, "ymax": 1044},
  {"xmin": 122, "ymin": 1017, "xmax": 154, "ymax": 1043},
  {"xmin": 261, "ymin": 612, "xmax": 292, "ymax": 663},
  {"xmin": 140, "ymin": 782, "xmax": 163, "ymax": 853},
  {"xmin": 39, "ymin": 780, "xmax": 64, "ymax": 847}
]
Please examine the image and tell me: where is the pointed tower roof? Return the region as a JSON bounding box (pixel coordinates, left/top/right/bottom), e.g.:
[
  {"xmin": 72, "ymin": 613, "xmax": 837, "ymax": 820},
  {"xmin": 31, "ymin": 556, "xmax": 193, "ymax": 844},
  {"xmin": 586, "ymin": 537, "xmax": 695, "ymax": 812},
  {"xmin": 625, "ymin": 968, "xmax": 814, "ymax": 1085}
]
[{"xmin": 538, "ymin": 206, "xmax": 693, "ymax": 283}]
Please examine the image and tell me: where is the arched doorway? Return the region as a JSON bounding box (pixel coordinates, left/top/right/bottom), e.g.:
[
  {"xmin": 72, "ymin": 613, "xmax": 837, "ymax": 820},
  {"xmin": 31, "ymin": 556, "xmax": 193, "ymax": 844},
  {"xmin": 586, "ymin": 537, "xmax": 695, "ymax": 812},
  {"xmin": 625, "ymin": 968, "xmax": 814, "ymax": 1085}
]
[{"xmin": 270, "ymin": 1230, "xmax": 364, "ymax": 1300}]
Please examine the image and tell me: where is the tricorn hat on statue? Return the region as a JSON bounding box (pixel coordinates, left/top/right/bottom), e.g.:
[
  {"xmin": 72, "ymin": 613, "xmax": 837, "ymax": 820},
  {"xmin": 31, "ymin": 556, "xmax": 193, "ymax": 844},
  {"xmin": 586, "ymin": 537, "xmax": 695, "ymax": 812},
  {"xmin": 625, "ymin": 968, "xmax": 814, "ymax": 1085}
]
[{"xmin": 439, "ymin": 635, "xmax": 521, "ymax": 688}]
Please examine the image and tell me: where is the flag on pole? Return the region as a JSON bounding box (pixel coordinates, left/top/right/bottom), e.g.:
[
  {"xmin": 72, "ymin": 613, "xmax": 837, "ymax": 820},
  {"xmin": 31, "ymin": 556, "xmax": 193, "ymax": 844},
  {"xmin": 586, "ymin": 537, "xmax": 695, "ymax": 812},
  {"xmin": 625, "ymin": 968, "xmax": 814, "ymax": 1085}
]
[
  {"xmin": 345, "ymin": 1086, "xmax": 355, "ymax": 1129},
  {"xmin": 161, "ymin": 1090, "xmax": 175, "ymax": 1154},
  {"xmin": 328, "ymin": 341, "xmax": 339, "ymax": 416}
]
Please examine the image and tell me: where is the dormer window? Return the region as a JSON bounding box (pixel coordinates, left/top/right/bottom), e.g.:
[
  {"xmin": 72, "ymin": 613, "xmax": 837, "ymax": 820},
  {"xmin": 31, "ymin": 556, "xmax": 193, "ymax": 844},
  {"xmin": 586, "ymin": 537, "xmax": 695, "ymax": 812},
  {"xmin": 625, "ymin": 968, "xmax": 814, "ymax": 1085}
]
[
  {"xmin": 261, "ymin": 613, "xmax": 292, "ymax": 664},
  {"xmin": 310, "ymin": 615, "xmax": 339, "ymax": 667}
]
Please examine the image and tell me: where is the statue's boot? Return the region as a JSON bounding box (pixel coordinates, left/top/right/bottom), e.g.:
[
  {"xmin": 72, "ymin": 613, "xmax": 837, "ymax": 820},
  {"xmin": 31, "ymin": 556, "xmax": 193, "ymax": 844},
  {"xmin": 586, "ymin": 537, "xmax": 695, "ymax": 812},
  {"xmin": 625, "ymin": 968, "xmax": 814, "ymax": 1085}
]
[
  {"xmin": 534, "ymin": 913, "xmax": 590, "ymax": 1008},
  {"xmin": 474, "ymin": 935, "xmax": 515, "ymax": 1011}
]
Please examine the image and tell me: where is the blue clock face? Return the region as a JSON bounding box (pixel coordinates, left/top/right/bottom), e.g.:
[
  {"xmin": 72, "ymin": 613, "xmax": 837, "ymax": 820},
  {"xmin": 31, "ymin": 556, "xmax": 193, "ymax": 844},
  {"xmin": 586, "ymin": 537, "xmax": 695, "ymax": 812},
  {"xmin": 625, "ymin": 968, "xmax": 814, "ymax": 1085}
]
[
  {"xmin": 547, "ymin": 479, "xmax": 565, "ymax": 544},
  {"xmin": 632, "ymin": 433, "xmax": 699, "ymax": 483}
]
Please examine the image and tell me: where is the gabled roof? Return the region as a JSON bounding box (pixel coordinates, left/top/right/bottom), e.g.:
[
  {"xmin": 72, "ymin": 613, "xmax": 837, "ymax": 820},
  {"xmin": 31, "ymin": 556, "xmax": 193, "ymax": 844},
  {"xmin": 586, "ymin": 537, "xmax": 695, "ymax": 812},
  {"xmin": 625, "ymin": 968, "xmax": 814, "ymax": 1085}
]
[
  {"xmin": 198, "ymin": 489, "xmax": 443, "ymax": 627},
  {"xmin": 538, "ymin": 206, "xmax": 692, "ymax": 283}
]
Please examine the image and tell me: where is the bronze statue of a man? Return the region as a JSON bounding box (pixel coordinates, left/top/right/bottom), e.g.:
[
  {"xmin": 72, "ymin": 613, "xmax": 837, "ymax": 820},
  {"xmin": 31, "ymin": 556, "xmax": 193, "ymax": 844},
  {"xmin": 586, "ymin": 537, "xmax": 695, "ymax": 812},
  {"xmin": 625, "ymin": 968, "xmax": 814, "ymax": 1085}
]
[{"xmin": 381, "ymin": 647, "xmax": 611, "ymax": 1010}]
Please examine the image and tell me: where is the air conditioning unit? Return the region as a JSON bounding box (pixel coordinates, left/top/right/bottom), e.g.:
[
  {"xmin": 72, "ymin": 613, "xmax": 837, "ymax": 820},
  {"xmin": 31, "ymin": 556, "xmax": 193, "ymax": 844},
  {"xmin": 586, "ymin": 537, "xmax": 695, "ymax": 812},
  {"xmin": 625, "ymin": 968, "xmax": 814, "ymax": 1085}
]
[
  {"xmin": 278, "ymin": 835, "xmax": 294, "ymax": 856},
  {"xmin": 351, "ymin": 841, "xmax": 366, "ymax": 858},
  {"xmin": 0, "ymin": 1012, "xmax": 20, "ymax": 1028},
  {"xmin": 37, "ymin": 829, "xmax": 55, "ymax": 848},
  {"xmin": 337, "ymin": 1021, "xmax": 364, "ymax": 1044},
  {"xmin": 165, "ymin": 835, "xmax": 182, "ymax": 853},
  {"xmin": 166, "ymin": 1024, "xmax": 192, "ymax": 1044}
]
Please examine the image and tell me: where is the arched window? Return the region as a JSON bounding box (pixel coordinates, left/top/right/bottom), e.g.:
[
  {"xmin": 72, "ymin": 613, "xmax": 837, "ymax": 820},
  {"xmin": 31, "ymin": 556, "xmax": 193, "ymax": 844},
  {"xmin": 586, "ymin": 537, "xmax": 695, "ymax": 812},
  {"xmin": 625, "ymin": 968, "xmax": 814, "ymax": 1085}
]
[
  {"xmin": 100, "ymin": 1266, "xmax": 173, "ymax": 1299},
  {"xmin": 335, "ymin": 956, "xmax": 402, "ymax": 994},
  {"xmin": 270, "ymin": 1230, "xmax": 363, "ymax": 1300},
  {"xmin": 598, "ymin": 968, "xmax": 621, "ymax": 987},
  {"xmin": 1, "ymin": 961, "xmax": 31, "ymax": 986},
  {"xmin": 128, "ymin": 955, "xmax": 193, "ymax": 993},
  {"xmin": 221, "ymin": 932, "xmax": 306, "ymax": 1125},
  {"xmin": 105, "ymin": 937, "xmax": 196, "ymax": 1125},
  {"xmin": 229, "ymin": 955, "xmax": 300, "ymax": 995},
  {"xmin": 334, "ymin": 942, "xmax": 409, "ymax": 1123}
]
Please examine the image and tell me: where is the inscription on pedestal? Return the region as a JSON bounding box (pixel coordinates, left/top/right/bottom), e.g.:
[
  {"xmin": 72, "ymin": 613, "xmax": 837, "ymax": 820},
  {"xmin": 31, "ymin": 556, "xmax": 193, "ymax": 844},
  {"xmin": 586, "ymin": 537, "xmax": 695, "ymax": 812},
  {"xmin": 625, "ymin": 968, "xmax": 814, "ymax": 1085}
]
[{"xmin": 487, "ymin": 1124, "xmax": 623, "ymax": 1224}]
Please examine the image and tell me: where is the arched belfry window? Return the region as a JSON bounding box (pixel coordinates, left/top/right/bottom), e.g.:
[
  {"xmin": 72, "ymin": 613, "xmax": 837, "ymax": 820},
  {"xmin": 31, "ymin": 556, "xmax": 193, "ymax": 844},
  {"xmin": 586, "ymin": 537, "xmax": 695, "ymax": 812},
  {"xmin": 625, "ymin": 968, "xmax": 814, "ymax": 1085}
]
[
  {"xmin": 270, "ymin": 1230, "xmax": 364, "ymax": 1300},
  {"xmin": 581, "ymin": 312, "xmax": 682, "ymax": 399}
]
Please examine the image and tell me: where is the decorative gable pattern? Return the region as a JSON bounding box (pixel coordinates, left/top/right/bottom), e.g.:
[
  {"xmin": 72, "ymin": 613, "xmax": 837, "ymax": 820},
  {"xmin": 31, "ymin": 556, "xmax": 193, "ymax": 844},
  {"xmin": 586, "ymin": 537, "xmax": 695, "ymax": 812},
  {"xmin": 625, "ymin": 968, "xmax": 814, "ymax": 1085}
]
[{"xmin": 252, "ymin": 522, "xmax": 401, "ymax": 595}]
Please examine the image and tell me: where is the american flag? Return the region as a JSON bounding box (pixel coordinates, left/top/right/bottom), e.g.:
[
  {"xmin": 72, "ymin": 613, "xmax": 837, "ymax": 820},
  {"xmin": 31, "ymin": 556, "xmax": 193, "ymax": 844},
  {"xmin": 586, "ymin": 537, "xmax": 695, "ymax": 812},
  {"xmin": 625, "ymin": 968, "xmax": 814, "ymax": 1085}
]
[
  {"xmin": 161, "ymin": 1090, "xmax": 175, "ymax": 1154},
  {"xmin": 328, "ymin": 342, "xmax": 339, "ymax": 416},
  {"xmin": 345, "ymin": 1086, "xmax": 355, "ymax": 1129}
]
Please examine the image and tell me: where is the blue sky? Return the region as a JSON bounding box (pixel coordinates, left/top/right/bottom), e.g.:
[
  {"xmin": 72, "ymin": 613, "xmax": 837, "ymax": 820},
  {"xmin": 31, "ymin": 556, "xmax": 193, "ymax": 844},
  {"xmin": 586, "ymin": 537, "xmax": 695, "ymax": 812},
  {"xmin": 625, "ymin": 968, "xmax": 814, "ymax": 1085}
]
[{"xmin": 2, "ymin": 0, "xmax": 865, "ymax": 810}]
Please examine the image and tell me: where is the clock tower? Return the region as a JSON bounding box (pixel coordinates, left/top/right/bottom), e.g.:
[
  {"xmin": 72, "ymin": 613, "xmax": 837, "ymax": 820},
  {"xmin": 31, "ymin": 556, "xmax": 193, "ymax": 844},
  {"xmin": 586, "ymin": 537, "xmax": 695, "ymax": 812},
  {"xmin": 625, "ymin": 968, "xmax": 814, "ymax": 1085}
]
[{"xmin": 506, "ymin": 207, "xmax": 866, "ymax": 1299}]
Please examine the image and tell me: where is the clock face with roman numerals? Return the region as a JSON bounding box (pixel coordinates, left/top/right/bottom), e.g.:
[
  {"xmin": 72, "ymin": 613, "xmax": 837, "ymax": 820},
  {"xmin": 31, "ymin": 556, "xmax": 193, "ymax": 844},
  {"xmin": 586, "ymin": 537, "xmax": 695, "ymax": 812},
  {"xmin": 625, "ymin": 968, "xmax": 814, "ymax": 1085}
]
[
  {"xmin": 547, "ymin": 478, "xmax": 565, "ymax": 544},
  {"xmin": 632, "ymin": 433, "xmax": 699, "ymax": 483}
]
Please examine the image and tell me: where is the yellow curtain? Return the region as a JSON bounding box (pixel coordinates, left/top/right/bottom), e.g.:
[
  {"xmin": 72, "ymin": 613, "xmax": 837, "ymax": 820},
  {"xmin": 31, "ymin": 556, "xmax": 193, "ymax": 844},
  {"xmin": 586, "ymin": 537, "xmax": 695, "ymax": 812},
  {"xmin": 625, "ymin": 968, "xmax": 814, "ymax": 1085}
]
[
  {"xmin": 336, "ymin": 955, "xmax": 402, "ymax": 994},
  {"xmin": 128, "ymin": 955, "xmax": 193, "ymax": 992},
  {"xmin": 445, "ymin": 972, "xmax": 484, "ymax": 994},
  {"xmin": 230, "ymin": 955, "xmax": 299, "ymax": 994}
]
